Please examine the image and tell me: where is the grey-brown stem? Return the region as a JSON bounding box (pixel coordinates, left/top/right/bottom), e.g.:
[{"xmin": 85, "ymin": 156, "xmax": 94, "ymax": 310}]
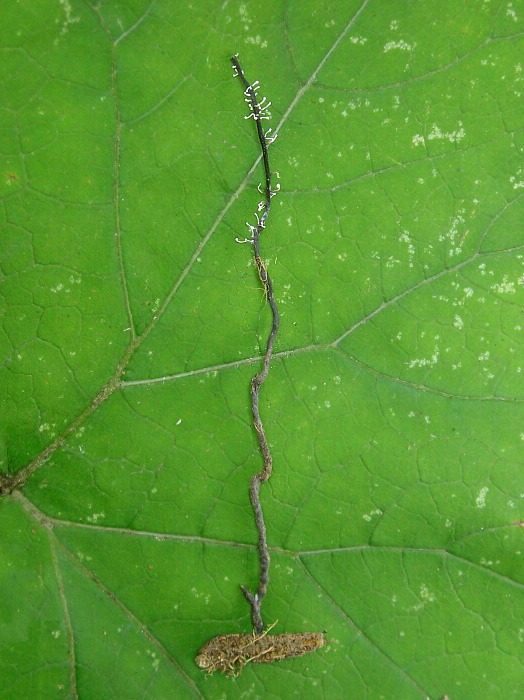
[{"xmin": 231, "ymin": 55, "xmax": 280, "ymax": 635}]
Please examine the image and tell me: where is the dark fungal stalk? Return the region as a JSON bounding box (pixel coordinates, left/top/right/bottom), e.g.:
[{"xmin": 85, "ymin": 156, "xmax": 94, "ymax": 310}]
[
  {"xmin": 194, "ymin": 57, "xmax": 328, "ymax": 675},
  {"xmin": 231, "ymin": 54, "xmax": 280, "ymax": 635}
]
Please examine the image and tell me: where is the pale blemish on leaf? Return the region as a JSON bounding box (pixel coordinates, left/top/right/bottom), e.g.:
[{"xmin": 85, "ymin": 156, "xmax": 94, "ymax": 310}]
[
  {"xmin": 509, "ymin": 171, "xmax": 524, "ymax": 188},
  {"xmin": 476, "ymin": 487, "xmax": 489, "ymax": 509},
  {"xmin": 413, "ymin": 123, "xmax": 466, "ymax": 149},
  {"xmin": 506, "ymin": 3, "xmax": 518, "ymax": 22},
  {"xmin": 398, "ymin": 230, "xmax": 415, "ymax": 267},
  {"xmin": 384, "ymin": 39, "xmax": 414, "ymax": 52},
  {"xmin": 420, "ymin": 584, "xmax": 436, "ymax": 603},
  {"xmin": 406, "ymin": 346, "xmax": 440, "ymax": 369},
  {"xmin": 453, "ymin": 315, "xmax": 464, "ymax": 330},
  {"xmin": 362, "ymin": 508, "xmax": 382, "ymax": 522},
  {"xmin": 86, "ymin": 512, "xmax": 105, "ymax": 523},
  {"xmin": 491, "ymin": 277, "xmax": 516, "ymax": 294},
  {"xmin": 57, "ymin": 0, "xmax": 80, "ymax": 39}
]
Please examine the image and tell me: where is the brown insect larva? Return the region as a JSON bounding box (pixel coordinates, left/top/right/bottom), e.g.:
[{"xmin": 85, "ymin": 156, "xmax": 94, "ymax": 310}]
[{"xmin": 195, "ymin": 627, "xmax": 327, "ymax": 676}]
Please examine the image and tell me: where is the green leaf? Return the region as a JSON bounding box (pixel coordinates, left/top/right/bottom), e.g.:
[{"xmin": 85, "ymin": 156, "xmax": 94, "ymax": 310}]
[{"xmin": 1, "ymin": 1, "xmax": 522, "ymax": 697}]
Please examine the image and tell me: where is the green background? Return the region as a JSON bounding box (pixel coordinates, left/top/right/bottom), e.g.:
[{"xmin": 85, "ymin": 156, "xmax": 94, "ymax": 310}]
[{"xmin": 1, "ymin": 0, "xmax": 523, "ymax": 697}]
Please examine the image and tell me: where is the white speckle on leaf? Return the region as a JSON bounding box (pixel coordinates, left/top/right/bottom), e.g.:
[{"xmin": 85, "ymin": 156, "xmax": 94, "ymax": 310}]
[
  {"xmin": 239, "ymin": 3, "xmax": 251, "ymax": 28},
  {"xmin": 406, "ymin": 345, "xmax": 440, "ymax": 369},
  {"xmin": 476, "ymin": 487, "xmax": 489, "ymax": 509},
  {"xmin": 506, "ymin": 3, "xmax": 518, "ymax": 21},
  {"xmin": 509, "ymin": 170, "xmax": 524, "ymax": 189},
  {"xmin": 453, "ymin": 315, "xmax": 464, "ymax": 330},
  {"xmin": 384, "ymin": 39, "xmax": 414, "ymax": 52},
  {"xmin": 420, "ymin": 584, "xmax": 436, "ymax": 602},
  {"xmin": 439, "ymin": 211, "xmax": 467, "ymax": 256},
  {"xmin": 244, "ymin": 35, "xmax": 267, "ymax": 48},
  {"xmin": 426, "ymin": 122, "xmax": 466, "ymax": 144},
  {"xmin": 398, "ymin": 230, "xmax": 415, "ymax": 267},
  {"xmin": 362, "ymin": 508, "xmax": 382, "ymax": 522},
  {"xmin": 57, "ymin": 0, "xmax": 80, "ymax": 38},
  {"xmin": 87, "ymin": 512, "xmax": 105, "ymax": 524},
  {"xmin": 491, "ymin": 276, "xmax": 516, "ymax": 294}
]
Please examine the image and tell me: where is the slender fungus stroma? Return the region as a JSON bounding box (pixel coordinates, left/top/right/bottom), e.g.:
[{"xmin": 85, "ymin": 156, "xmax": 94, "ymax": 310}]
[{"xmin": 194, "ymin": 56, "xmax": 327, "ymax": 675}]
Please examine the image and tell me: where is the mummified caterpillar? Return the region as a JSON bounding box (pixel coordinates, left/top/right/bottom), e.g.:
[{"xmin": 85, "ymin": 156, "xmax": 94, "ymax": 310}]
[{"xmin": 195, "ymin": 625, "xmax": 327, "ymax": 676}]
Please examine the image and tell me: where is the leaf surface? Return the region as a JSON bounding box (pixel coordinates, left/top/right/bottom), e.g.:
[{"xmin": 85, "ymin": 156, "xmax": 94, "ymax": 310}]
[{"xmin": 1, "ymin": 1, "xmax": 523, "ymax": 698}]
